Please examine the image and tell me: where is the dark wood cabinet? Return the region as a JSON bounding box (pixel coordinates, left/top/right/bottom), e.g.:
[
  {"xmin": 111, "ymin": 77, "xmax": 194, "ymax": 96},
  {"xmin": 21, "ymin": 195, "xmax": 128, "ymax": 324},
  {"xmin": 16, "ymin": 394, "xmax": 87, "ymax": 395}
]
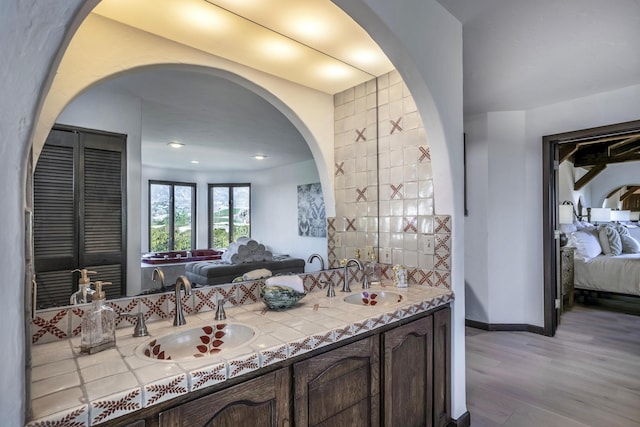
[
  {"xmin": 294, "ymin": 335, "xmax": 380, "ymax": 427},
  {"xmin": 383, "ymin": 315, "xmax": 434, "ymax": 427},
  {"xmin": 158, "ymin": 368, "xmax": 290, "ymax": 427},
  {"xmin": 382, "ymin": 306, "xmax": 451, "ymax": 427},
  {"xmin": 101, "ymin": 305, "xmax": 451, "ymax": 427},
  {"xmin": 433, "ymin": 307, "xmax": 452, "ymax": 427}
]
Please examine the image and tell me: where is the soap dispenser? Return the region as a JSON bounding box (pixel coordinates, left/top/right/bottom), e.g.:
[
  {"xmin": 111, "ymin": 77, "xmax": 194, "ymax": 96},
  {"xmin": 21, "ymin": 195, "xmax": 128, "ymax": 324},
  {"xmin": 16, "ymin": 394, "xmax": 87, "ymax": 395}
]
[
  {"xmin": 366, "ymin": 252, "xmax": 381, "ymax": 287},
  {"xmin": 70, "ymin": 269, "xmax": 96, "ymax": 305},
  {"xmin": 80, "ymin": 281, "xmax": 116, "ymax": 354}
]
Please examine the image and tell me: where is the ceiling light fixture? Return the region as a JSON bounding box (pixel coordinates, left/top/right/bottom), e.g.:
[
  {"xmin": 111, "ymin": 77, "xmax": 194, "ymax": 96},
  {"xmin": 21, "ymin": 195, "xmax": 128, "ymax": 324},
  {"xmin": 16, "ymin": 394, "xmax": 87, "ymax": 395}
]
[
  {"xmin": 203, "ymin": 0, "xmax": 374, "ymax": 78},
  {"xmin": 168, "ymin": 142, "xmax": 185, "ymax": 148},
  {"xmin": 254, "ymin": 155, "xmax": 267, "ymax": 160},
  {"xmin": 191, "ymin": 160, "xmax": 200, "ymax": 164}
]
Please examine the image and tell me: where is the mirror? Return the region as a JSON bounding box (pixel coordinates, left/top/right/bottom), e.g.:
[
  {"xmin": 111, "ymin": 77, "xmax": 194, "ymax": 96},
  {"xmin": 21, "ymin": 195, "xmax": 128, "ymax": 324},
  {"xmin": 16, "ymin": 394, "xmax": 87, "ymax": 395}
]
[{"xmin": 35, "ymin": 66, "xmax": 335, "ymax": 307}]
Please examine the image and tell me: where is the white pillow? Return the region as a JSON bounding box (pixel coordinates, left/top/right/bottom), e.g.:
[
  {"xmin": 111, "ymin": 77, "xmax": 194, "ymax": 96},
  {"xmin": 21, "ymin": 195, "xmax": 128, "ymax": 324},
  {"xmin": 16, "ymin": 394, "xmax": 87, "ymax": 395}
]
[
  {"xmin": 598, "ymin": 225, "xmax": 622, "ymax": 256},
  {"xmin": 621, "ymin": 235, "xmax": 640, "ymax": 254},
  {"xmin": 570, "ymin": 230, "xmax": 602, "ymax": 261}
]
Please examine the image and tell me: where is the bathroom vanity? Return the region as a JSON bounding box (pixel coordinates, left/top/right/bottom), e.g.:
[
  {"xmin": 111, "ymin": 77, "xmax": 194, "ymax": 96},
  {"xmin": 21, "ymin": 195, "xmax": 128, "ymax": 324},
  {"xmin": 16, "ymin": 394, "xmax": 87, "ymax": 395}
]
[{"xmin": 28, "ymin": 278, "xmax": 453, "ymax": 427}]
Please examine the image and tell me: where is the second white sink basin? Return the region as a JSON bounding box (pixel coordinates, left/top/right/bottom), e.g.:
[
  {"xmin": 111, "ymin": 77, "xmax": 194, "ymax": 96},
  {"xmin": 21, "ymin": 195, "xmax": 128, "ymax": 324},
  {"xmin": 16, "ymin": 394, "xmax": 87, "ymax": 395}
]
[
  {"xmin": 136, "ymin": 323, "xmax": 255, "ymax": 362},
  {"xmin": 343, "ymin": 291, "xmax": 404, "ymax": 307}
]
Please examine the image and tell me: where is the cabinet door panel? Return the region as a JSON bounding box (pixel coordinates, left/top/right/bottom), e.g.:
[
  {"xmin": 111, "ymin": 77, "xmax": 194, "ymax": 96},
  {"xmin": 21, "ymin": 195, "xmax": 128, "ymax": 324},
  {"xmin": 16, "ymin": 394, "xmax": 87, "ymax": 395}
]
[
  {"xmin": 384, "ymin": 316, "xmax": 433, "ymax": 427},
  {"xmin": 158, "ymin": 368, "xmax": 289, "ymax": 427},
  {"xmin": 294, "ymin": 335, "xmax": 380, "ymax": 427},
  {"xmin": 433, "ymin": 307, "xmax": 451, "ymax": 427}
]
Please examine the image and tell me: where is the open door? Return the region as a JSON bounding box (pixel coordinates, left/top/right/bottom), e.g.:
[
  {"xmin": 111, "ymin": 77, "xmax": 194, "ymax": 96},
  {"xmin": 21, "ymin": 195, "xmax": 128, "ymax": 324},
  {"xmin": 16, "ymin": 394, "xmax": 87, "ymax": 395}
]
[{"xmin": 542, "ymin": 137, "xmax": 561, "ymax": 336}]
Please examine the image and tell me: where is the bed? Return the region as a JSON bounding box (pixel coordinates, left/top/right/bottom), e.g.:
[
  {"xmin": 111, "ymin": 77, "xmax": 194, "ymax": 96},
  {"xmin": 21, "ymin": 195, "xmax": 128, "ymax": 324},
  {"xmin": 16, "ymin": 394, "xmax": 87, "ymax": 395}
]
[
  {"xmin": 569, "ymin": 224, "xmax": 640, "ymax": 297},
  {"xmin": 574, "ymin": 253, "xmax": 640, "ymax": 296}
]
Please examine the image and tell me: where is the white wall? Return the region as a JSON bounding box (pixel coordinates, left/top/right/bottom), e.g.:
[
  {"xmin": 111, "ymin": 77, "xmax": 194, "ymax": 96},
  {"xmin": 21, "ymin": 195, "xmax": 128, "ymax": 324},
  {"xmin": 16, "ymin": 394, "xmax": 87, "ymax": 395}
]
[
  {"xmin": 558, "ymin": 162, "xmax": 592, "ymax": 210},
  {"xmin": 251, "ymin": 160, "xmax": 327, "ymax": 268},
  {"xmin": 465, "ymin": 112, "xmax": 529, "ymax": 324},
  {"xmin": 587, "ymin": 161, "xmax": 640, "ymax": 208},
  {"xmin": 559, "ymin": 160, "xmax": 640, "ymax": 212},
  {"xmin": 464, "ymin": 114, "xmax": 490, "ymax": 322},
  {"xmin": 465, "ymin": 83, "xmax": 640, "ymax": 329}
]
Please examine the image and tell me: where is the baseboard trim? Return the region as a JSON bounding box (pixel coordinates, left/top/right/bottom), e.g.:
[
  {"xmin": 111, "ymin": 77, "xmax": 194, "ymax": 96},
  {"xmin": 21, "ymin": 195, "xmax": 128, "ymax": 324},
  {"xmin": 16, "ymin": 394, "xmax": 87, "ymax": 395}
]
[
  {"xmin": 465, "ymin": 319, "xmax": 545, "ymax": 335},
  {"xmin": 448, "ymin": 411, "xmax": 471, "ymax": 427}
]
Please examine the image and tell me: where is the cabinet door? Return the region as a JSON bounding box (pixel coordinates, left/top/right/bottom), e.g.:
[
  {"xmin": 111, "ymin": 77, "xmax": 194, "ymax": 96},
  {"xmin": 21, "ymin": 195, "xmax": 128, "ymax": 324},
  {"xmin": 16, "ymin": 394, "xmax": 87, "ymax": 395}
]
[
  {"xmin": 294, "ymin": 335, "xmax": 380, "ymax": 427},
  {"xmin": 158, "ymin": 368, "xmax": 290, "ymax": 427},
  {"xmin": 433, "ymin": 307, "xmax": 451, "ymax": 427},
  {"xmin": 383, "ymin": 316, "xmax": 434, "ymax": 427}
]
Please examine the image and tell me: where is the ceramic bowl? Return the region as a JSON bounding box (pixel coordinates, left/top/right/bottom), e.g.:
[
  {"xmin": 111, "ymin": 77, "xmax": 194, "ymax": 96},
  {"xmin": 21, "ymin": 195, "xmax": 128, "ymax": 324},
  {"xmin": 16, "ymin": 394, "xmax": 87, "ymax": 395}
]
[{"xmin": 260, "ymin": 285, "xmax": 306, "ymax": 310}]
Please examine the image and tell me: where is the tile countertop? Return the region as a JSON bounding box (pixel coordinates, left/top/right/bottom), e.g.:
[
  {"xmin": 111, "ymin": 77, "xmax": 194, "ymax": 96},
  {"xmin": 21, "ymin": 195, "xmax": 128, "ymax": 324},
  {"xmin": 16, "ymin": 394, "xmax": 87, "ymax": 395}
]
[{"xmin": 27, "ymin": 283, "xmax": 454, "ymax": 426}]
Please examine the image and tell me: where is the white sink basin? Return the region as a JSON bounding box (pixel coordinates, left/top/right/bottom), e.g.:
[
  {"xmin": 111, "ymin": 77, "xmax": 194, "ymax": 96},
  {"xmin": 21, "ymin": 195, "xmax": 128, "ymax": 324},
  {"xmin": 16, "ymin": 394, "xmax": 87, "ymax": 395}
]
[
  {"xmin": 343, "ymin": 291, "xmax": 404, "ymax": 307},
  {"xmin": 136, "ymin": 323, "xmax": 255, "ymax": 362}
]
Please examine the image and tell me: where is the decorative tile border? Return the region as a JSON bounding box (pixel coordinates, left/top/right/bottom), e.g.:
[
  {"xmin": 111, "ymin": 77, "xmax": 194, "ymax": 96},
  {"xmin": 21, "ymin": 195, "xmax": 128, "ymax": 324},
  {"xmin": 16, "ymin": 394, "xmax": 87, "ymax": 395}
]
[
  {"xmin": 90, "ymin": 388, "xmax": 142, "ymax": 425},
  {"xmin": 142, "ymin": 374, "xmax": 188, "ymax": 407},
  {"xmin": 227, "ymin": 353, "xmax": 259, "ymax": 379},
  {"xmin": 188, "ymin": 362, "xmax": 226, "ymax": 392},
  {"xmin": 32, "ymin": 261, "xmax": 453, "ymax": 345},
  {"xmin": 26, "ymin": 405, "xmax": 89, "ymax": 427},
  {"xmin": 258, "ymin": 344, "xmax": 288, "ymax": 367},
  {"xmin": 288, "ymin": 336, "xmax": 315, "ymax": 358}
]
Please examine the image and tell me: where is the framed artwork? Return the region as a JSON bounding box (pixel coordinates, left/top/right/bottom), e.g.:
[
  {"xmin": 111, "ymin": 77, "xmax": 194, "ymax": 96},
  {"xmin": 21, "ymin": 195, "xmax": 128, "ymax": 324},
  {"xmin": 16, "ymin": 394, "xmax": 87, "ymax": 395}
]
[{"xmin": 297, "ymin": 183, "xmax": 326, "ymax": 237}]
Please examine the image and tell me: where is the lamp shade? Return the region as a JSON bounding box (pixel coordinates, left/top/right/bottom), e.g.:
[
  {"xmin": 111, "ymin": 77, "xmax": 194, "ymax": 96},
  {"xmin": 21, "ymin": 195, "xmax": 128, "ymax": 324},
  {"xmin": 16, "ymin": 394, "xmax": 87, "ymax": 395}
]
[
  {"xmin": 611, "ymin": 210, "xmax": 631, "ymax": 222},
  {"xmin": 589, "ymin": 207, "xmax": 611, "ymax": 223},
  {"xmin": 558, "ymin": 205, "xmax": 574, "ymax": 224}
]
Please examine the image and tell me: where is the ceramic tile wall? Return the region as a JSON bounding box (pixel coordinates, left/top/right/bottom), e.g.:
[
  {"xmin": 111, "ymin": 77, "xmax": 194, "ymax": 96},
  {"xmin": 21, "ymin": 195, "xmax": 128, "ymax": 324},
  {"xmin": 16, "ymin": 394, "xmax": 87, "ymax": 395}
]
[{"xmin": 329, "ymin": 70, "xmax": 450, "ymax": 281}]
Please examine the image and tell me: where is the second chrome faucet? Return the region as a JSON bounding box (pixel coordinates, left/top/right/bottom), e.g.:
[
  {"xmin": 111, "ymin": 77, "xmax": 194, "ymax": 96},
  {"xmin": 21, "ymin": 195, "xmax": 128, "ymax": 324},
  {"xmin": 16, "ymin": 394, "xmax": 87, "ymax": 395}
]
[
  {"xmin": 342, "ymin": 258, "xmax": 364, "ymax": 292},
  {"xmin": 173, "ymin": 276, "xmax": 192, "ymax": 326}
]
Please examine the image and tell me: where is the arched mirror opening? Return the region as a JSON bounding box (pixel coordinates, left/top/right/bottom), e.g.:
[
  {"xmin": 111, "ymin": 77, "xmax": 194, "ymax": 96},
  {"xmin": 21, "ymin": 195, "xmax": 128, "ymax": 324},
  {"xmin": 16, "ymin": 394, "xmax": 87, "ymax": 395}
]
[
  {"xmin": 31, "ymin": 0, "xmax": 442, "ymax": 314},
  {"xmin": 34, "ymin": 67, "xmax": 329, "ymax": 308}
]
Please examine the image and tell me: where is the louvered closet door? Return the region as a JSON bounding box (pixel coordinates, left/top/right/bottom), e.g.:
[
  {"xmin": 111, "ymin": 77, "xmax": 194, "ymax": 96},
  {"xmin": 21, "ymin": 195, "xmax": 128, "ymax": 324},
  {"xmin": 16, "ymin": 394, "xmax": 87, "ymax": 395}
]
[
  {"xmin": 34, "ymin": 129, "xmax": 77, "ymax": 308},
  {"xmin": 34, "ymin": 127, "xmax": 127, "ymax": 308}
]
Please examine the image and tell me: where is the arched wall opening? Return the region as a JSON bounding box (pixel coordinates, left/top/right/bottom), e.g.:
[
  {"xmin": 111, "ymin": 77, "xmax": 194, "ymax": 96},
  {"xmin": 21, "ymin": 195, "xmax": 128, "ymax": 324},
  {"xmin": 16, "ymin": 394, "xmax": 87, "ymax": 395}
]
[{"xmin": 8, "ymin": 0, "xmax": 464, "ymax": 423}]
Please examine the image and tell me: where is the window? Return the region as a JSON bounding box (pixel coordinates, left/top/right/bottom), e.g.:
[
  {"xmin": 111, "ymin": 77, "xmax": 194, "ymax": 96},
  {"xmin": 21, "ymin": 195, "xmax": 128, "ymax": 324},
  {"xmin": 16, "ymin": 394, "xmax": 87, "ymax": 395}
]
[
  {"xmin": 149, "ymin": 181, "xmax": 196, "ymax": 251},
  {"xmin": 209, "ymin": 184, "xmax": 251, "ymax": 249}
]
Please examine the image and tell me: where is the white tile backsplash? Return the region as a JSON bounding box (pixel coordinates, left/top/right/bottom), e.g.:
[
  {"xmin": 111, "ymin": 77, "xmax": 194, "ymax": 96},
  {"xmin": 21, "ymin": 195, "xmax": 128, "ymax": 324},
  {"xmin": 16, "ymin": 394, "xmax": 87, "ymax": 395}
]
[{"xmin": 331, "ymin": 71, "xmax": 450, "ymax": 285}]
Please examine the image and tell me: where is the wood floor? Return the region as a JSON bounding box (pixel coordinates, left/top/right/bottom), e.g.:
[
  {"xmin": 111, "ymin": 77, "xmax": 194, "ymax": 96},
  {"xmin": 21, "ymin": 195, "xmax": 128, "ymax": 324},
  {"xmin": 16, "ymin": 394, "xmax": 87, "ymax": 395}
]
[{"xmin": 465, "ymin": 304, "xmax": 640, "ymax": 427}]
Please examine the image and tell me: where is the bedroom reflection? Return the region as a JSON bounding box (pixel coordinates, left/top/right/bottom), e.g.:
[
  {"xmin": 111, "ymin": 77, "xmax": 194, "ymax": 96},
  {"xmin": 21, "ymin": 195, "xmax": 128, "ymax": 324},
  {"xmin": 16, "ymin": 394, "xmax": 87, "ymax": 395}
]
[{"xmin": 35, "ymin": 68, "xmax": 334, "ymax": 309}]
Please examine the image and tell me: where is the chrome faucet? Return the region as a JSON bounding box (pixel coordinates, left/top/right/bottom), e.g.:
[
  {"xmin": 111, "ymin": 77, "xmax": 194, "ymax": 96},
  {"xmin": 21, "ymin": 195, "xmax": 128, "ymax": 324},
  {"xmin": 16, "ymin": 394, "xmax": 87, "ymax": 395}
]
[
  {"xmin": 342, "ymin": 258, "xmax": 364, "ymax": 292},
  {"xmin": 152, "ymin": 267, "xmax": 166, "ymax": 291},
  {"xmin": 173, "ymin": 276, "xmax": 192, "ymax": 326},
  {"xmin": 307, "ymin": 253, "xmax": 325, "ymax": 271}
]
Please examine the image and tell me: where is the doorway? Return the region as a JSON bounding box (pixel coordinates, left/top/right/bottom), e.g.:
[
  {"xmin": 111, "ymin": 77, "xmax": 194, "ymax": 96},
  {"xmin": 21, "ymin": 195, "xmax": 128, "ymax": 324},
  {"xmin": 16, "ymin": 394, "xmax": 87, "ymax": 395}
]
[{"xmin": 542, "ymin": 119, "xmax": 640, "ymax": 335}]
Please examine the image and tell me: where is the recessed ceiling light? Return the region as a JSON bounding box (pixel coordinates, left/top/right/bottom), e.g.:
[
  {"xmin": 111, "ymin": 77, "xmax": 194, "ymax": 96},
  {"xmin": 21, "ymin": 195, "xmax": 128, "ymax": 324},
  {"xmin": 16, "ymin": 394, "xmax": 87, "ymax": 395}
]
[
  {"xmin": 168, "ymin": 142, "xmax": 184, "ymax": 148},
  {"xmin": 254, "ymin": 155, "xmax": 267, "ymax": 160},
  {"xmin": 191, "ymin": 160, "xmax": 199, "ymax": 164}
]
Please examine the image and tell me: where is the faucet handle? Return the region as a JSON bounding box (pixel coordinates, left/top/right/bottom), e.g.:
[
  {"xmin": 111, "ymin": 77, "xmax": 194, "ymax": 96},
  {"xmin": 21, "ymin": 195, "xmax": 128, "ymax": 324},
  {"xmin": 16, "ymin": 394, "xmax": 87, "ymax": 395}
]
[
  {"xmin": 322, "ymin": 280, "xmax": 335, "ymax": 298},
  {"xmin": 119, "ymin": 312, "xmax": 148, "ymax": 337},
  {"xmin": 215, "ymin": 296, "xmax": 231, "ymax": 321}
]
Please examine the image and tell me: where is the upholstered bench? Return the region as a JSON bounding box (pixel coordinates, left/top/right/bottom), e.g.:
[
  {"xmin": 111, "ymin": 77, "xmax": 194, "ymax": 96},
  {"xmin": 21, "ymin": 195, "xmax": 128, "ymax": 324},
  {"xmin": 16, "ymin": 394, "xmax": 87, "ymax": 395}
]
[{"xmin": 185, "ymin": 255, "xmax": 305, "ymax": 286}]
